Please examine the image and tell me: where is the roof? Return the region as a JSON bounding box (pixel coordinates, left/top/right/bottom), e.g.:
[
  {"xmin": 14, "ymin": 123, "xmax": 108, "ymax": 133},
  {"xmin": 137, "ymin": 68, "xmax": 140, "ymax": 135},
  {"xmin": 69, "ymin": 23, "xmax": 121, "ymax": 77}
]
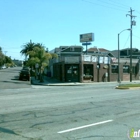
[
  {"xmin": 120, "ymin": 47, "xmax": 139, "ymax": 51},
  {"xmin": 110, "ymin": 50, "xmax": 118, "ymax": 58},
  {"xmin": 60, "ymin": 46, "xmax": 83, "ymax": 48},
  {"xmin": 88, "ymin": 47, "xmax": 109, "ymax": 52}
]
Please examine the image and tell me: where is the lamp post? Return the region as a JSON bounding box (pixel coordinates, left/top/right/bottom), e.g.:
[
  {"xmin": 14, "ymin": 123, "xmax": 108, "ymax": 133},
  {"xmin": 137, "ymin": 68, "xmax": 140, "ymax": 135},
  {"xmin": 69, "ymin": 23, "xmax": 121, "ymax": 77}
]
[{"xmin": 118, "ymin": 29, "xmax": 131, "ymax": 83}]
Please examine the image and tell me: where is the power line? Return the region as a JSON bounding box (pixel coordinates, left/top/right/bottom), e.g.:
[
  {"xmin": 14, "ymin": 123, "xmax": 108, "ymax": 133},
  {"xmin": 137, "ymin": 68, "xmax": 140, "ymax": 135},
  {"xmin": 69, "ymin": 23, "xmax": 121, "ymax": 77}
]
[
  {"xmin": 132, "ymin": 34, "xmax": 140, "ymax": 40},
  {"xmin": 81, "ymin": 0, "xmax": 129, "ymax": 12},
  {"xmin": 98, "ymin": 0, "xmax": 129, "ymax": 10},
  {"xmin": 123, "ymin": 34, "xmax": 130, "ymax": 49},
  {"xmin": 135, "ymin": 10, "xmax": 140, "ymax": 15},
  {"xmin": 107, "ymin": 0, "xmax": 130, "ymax": 8}
]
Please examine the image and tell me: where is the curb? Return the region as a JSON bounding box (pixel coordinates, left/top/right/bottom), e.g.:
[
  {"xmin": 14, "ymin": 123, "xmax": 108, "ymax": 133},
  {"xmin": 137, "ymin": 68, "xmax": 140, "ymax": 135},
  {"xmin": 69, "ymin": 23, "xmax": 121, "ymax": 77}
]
[
  {"xmin": 115, "ymin": 86, "xmax": 140, "ymax": 90},
  {"xmin": 31, "ymin": 82, "xmax": 85, "ymax": 86},
  {"xmin": 115, "ymin": 86, "xmax": 129, "ymax": 90}
]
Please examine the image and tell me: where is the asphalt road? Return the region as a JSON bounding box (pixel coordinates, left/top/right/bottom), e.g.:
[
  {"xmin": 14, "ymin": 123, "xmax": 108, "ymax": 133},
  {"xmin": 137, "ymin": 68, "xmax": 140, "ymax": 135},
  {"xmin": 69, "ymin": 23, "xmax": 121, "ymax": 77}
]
[
  {"xmin": 0, "ymin": 67, "xmax": 31, "ymax": 89},
  {"xmin": 0, "ymin": 67, "xmax": 140, "ymax": 140}
]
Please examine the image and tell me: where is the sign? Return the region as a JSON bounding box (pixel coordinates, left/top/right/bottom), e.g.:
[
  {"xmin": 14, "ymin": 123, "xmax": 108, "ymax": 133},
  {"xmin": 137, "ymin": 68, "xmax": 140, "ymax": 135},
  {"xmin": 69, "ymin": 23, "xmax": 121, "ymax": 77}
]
[
  {"xmin": 104, "ymin": 57, "xmax": 111, "ymax": 64},
  {"xmin": 65, "ymin": 57, "xmax": 79, "ymax": 63},
  {"xmin": 83, "ymin": 55, "xmax": 91, "ymax": 61},
  {"xmin": 99, "ymin": 56, "xmax": 104, "ymax": 63},
  {"xmin": 111, "ymin": 57, "xmax": 117, "ymax": 63},
  {"xmin": 91, "ymin": 56, "xmax": 97, "ymax": 62},
  {"xmin": 82, "ymin": 42, "xmax": 92, "ymax": 46},
  {"xmin": 80, "ymin": 33, "xmax": 94, "ymax": 42}
]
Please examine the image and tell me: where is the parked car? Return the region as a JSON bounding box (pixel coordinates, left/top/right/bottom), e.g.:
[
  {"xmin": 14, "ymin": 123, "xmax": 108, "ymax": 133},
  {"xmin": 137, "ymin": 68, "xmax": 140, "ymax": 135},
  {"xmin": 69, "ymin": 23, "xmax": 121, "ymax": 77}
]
[
  {"xmin": 0, "ymin": 65, "xmax": 6, "ymax": 69},
  {"xmin": 1, "ymin": 65, "xmax": 6, "ymax": 69},
  {"xmin": 22, "ymin": 66, "xmax": 30, "ymax": 71},
  {"xmin": 19, "ymin": 70, "xmax": 30, "ymax": 81}
]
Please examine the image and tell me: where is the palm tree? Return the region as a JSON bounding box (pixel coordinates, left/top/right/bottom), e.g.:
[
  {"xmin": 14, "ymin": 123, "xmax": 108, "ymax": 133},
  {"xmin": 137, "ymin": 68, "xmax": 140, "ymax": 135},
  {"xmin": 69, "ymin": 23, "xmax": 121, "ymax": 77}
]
[
  {"xmin": 20, "ymin": 40, "xmax": 35, "ymax": 59},
  {"xmin": 20, "ymin": 41, "xmax": 45, "ymax": 60},
  {"xmin": 34, "ymin": 43, "xmax": 45, "ymax": 49},
  {"xmin": 26, "ymin": 46, "xmax": 52, "ymax": 82}
]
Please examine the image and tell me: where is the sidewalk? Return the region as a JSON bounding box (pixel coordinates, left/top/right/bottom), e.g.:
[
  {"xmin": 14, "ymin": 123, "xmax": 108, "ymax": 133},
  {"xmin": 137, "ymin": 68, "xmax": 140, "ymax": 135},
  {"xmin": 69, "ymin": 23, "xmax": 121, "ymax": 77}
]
[
  {"xmin": 31, "ymin": 76, "xmax": 83, "ymax": 86},
  {"xmin": 31, "ymin": 76, "xmax": 140, "ymax": 86}
]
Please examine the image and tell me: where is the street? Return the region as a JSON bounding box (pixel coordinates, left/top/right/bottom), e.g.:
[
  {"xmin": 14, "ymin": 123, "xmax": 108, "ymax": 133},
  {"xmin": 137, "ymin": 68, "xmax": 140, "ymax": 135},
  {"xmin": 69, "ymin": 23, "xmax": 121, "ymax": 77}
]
[
  {"xmin": 0, "ymin": 67, "xmax": 31, "ymax": 89},
  {"xmin": 0, "ymin": 67, "xmax": 140, "ymax": 140}
]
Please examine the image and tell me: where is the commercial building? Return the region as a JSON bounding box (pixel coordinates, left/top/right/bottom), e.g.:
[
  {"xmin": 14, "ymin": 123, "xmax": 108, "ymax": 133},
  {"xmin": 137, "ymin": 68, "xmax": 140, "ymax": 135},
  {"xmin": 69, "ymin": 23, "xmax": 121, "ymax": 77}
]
[{"xmin": 49, "ymin": 46, "xmax": 140, "ymax": 82}]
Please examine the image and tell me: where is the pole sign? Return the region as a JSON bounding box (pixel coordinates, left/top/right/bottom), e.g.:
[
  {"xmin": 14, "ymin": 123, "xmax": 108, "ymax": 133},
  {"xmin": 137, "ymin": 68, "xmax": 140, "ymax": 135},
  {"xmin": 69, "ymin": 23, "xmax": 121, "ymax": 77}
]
[
  {"xmin": 82, "ymin": 42, "xmax": 92, "ymax": 46},
  {"xmin": 80, "ymin": 33, "xmax": 94, "ymax": 42}
]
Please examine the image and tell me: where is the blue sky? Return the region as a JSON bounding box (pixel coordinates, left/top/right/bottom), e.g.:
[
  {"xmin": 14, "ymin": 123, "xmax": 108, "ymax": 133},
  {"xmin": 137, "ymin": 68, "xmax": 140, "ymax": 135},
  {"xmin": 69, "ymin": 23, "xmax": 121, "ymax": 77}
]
[{"xmin": 0, "ymin": 0, "xmax": 140, "ymax": 60}]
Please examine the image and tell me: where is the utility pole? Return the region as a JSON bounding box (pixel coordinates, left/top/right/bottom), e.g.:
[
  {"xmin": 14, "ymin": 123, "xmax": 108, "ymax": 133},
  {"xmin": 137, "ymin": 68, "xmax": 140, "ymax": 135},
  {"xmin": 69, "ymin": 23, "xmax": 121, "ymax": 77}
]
[{"xmin": 126, "ymin": 7, "xmax": 136, "ymax": 82}]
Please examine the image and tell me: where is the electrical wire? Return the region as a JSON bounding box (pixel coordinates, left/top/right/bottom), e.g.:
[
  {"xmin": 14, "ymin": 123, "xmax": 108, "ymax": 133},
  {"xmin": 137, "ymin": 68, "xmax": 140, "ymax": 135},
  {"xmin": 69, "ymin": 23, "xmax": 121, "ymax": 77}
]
[
  {"xmin": 97, "ymin": 0, "xmax": 129, "ymax": 10},
  {"xmin": 107, "ymin": 0, "xmax": 131, "ymax": 8},
  {"xmin": 132, "ymin": 34, "xmax": 140, "ymax": 40},
  {"xmin": 82, "ymin": 0, "xmax": 129, "ymax": 12},
  {"xmin": 123, "ymin": 34, "xmax": 130, "ymax": 49}
]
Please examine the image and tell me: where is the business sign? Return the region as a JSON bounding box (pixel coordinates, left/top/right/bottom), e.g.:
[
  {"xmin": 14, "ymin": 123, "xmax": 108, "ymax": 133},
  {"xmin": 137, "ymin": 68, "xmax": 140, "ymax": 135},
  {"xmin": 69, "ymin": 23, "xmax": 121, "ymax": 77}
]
[
  {"xmin": 104, "ymin": 57, "xmax": 110, "ymax": 64},
  {"xmin": 99, "ymin": 56, "xmax": 104, "ymax": 64},
  {"xmin": 80, "ymin": 33, "xmax": 94, "ymax": 42},
  {"xmin": 65, "ymin": 57, "xmax": 79, "ymax": 63},
  {"xmin": 82, "ymin": 42, "xmax": 92, "ymax": 46},
  {"xmin": 83, "ymin": 55, "xmax": 91, "ymax": 61},
  {"xmin": 91, "ymin": 56, "xmax": 97, "ymax": 62}
]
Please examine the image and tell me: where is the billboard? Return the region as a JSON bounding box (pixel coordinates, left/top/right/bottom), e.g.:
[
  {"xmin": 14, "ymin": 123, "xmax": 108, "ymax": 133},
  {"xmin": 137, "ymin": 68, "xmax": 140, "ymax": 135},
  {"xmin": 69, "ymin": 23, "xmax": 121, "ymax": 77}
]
[{"xmin": 80, "ymin": 33, "xmax": 94, "ymax": 42}]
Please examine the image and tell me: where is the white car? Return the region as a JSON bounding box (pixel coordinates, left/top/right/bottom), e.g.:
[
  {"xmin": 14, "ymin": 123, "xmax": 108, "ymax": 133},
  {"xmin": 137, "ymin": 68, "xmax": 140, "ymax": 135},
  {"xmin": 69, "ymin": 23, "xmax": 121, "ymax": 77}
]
[{"xmin": 1, "ymin": 65, "xmax": 6, "ymax": 69}]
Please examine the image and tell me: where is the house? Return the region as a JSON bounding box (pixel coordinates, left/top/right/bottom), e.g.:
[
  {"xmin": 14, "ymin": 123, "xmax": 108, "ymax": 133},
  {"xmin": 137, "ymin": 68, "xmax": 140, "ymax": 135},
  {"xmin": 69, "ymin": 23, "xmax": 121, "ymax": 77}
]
[{"xmin": 111, "ymin": 48, "xmax": 140, "ymax": 59}]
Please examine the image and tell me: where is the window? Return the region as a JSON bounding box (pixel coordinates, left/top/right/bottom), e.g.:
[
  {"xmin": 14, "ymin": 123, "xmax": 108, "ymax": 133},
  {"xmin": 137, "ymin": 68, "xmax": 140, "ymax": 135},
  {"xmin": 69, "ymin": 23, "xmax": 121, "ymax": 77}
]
[
  {"xmin": 111, "ymin": 65, "xmax": 118, "ymax": 73},
  {"xmin": 123, "ymin": 65, "xmax": 129, "ymax": 73},
  {"xmin": 83, "ymin": 64, "xmax": 93, "ymax": 78},
  {"xmin": 70, "ymin": 47, "xmax": 75, "ymax": 51}
]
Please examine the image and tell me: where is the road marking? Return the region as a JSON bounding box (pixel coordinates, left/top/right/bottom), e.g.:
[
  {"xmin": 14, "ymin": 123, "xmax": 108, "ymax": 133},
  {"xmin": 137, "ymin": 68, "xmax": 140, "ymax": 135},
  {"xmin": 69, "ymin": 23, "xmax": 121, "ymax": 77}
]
[{"xmin": 57, "ymin": 119, "xmax": 113, "ymax": 134}]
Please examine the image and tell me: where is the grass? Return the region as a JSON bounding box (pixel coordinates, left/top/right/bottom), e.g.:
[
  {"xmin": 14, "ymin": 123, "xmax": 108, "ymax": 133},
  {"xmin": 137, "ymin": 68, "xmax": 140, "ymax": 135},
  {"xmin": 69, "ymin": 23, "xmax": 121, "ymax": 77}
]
[{"xmin": 116, "ymin": 83, "xmax": 140, "ymax": 89}]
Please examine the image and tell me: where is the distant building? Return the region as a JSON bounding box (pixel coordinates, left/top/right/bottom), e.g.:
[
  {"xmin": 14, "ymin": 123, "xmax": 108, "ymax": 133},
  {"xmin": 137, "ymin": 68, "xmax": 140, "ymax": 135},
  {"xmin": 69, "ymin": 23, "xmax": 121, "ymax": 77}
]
[
  {"xmin": 12, "ymin": 59, "xmax": 23, "ymax": 66},
  {"xmin": 111, "ymin": 48, "xmax": 140, "ymax": 59}
]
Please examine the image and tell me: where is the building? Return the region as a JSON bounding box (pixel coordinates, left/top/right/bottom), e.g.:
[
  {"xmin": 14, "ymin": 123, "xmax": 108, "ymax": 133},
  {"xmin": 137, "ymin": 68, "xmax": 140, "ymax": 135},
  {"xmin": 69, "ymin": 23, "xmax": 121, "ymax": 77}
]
[{"xmin": 49, "ymin": 46, "xmax": 140, "ymax": 82}]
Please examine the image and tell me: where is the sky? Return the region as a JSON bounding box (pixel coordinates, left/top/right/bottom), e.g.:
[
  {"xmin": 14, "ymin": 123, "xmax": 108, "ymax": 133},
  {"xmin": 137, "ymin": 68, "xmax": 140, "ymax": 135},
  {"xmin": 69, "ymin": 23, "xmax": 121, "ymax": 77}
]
[{"xmin": 0, "ymin": 0, "xmax": 140, "ymax": 60}]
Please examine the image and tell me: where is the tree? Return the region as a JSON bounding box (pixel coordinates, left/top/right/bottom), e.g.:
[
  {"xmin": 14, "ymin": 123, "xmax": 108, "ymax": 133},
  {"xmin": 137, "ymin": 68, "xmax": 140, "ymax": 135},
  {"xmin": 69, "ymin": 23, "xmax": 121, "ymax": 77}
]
[
  {"xmin": 20, "ymin": 41, "xmax": 46, "ymax": 60},
  {"xmin": 0, "ymin": 46, "xmax": 2, "ymax": 52},
  {"xmin": 26, "ymin": 46, "xmax": 52, "ymax": 82},
  {"xmin": 20, "ymin": 40, "xmax": 36, "ymax": 59},
  {"xmin": 0, "ymin": 52, "xmax": 5, "ymax": 66},
  {"xmin": 50, "ymin": 53, "xmax": 58, "ymax": 59}
]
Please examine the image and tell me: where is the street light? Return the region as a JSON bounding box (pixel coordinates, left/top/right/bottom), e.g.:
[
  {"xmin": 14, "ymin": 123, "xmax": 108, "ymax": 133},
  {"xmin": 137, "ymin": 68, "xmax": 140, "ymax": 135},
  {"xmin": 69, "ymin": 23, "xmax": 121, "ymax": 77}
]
[{"xmin": 118, "ymin": 29, "xmax": 131, "ymax": 83}]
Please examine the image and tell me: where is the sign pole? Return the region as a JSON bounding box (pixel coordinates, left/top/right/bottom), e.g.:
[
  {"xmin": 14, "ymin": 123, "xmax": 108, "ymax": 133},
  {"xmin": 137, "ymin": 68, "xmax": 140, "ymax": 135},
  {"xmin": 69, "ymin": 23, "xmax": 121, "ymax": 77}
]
[{"xmin": 86, "ymin": 42, "xmax": 88, "ymax": 54}]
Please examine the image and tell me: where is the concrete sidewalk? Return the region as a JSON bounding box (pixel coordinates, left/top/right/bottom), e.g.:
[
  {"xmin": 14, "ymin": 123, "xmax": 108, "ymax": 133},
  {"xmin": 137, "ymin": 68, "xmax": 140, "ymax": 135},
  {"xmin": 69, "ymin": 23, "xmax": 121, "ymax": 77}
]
[
  {"xmin": 31, "ymin": 76, "xmax": 84, "ymax": 86},
  {"xmin": 31, "ymin": 76, "xmax": 140, "ymax": 86}
]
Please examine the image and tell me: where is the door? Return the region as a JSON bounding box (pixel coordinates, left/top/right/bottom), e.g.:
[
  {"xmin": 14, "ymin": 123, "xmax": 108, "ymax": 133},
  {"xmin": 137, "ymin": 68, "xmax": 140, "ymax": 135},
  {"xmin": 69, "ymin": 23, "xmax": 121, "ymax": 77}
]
[{"xmin": 65, "ymin": 64, "xmax": 79, "ymax": 82}]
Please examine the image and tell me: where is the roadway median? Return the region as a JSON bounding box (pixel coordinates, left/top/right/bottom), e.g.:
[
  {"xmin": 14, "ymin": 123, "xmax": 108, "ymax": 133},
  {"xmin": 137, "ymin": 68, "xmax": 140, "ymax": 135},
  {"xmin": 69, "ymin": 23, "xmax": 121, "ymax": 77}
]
[{"xmin": 116, "ymin": 83, "xmax": 140, "ymax": 90}]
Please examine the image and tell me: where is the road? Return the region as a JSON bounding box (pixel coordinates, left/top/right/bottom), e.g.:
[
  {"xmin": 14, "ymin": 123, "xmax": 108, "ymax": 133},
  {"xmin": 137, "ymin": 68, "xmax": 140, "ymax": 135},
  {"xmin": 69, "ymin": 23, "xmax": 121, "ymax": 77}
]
[
  {"xmin": 0, "ymin": 67, "xmax": 31, "ymax": 89},
  {"xmin": 0, "ymin": 67, "xmax": 140, "ymax": 140}
]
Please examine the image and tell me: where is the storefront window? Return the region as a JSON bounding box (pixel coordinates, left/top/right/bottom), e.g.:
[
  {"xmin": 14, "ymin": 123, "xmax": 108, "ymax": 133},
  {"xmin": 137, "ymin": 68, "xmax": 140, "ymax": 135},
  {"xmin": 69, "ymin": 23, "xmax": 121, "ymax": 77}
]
[
  {"xmin": 123, "ymin": 65, "xmax": 129, "ymax": 73},
  {"xmin": 83, "ymin": 64, "xmax": 93, "ymax": 79},
  {"xmin": 111, "ymin": 65, "xmax": 118, "ymax": 73}
]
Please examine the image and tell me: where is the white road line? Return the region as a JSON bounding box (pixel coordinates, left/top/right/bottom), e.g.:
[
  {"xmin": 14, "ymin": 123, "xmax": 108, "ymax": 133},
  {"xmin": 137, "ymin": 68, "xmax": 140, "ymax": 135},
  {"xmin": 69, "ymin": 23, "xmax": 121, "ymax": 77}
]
[{"xmin": 57, "ymin": 120, "xmax": 113, "ymax": 134}]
